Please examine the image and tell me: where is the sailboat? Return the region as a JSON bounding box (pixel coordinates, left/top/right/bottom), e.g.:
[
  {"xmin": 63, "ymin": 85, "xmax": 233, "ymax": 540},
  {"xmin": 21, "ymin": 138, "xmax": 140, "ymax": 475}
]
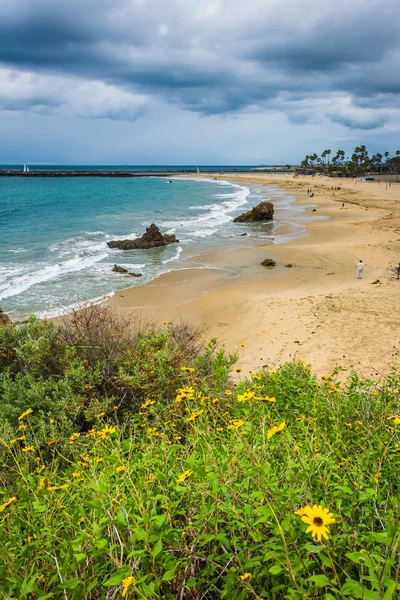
[
  {"xmin": 23, "ymin": 164, "xmax": 29, "ymax": 173},
  {"xmin": 196, "ymin": 166, "xmax": 200, "ymax": 174}
]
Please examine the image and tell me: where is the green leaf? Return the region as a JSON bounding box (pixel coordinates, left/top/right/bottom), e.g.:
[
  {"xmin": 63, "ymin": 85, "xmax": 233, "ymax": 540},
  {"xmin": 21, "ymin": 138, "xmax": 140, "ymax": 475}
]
[
  {"xmin": 269, "ymin": 565, "xmax": 283, "ymax": 575},
  {"xmin": 94, "ymin": 538, "xmax": 109, "ymax": 549},
  {"xmin": 308, "ymin": 575, "xmax": 330, "ymax": 588},
  {"xmin": 341, "ymin": 579, "xmax": 363, "ymax": 598},
  {"xmin": 151, "ymin": 538, "xmax": 163, "ymax": 557},
  {"xmin": 57, "ymin": 578, "xmax": 80, "ymax": 590},
  {"xmin": 134, "ymin": 527, "xmax": 147, "ymax": 541},
  {"xmin": 74, "ymin": 553, "xmax": 87, "ymax": 563},
  {"xmin": 103, "ymin": 567, "xmax": 131, "ymax": 587},
  {"xmin": 162, "ymin": 567, "xmax": 177, "ymax": 581},
  {"xmin": 186, "ymin": 578, "xmax": 196, "ymax": 588},
  {"xmin": 303, "ymin": 544, "xmax": 326, "ymax": 553}
]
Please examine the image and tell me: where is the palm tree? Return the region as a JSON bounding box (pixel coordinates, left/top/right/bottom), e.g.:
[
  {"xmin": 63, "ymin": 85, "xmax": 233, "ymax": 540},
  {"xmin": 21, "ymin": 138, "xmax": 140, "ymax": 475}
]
[{"xmin": 326, "ymin": 149, "xmax": 331, "ymax": 165}]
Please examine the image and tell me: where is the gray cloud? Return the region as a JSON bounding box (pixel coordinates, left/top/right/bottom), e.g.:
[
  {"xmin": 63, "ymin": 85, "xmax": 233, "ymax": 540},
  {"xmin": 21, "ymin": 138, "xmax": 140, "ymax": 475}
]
[{"xmin": 0, "ymin": 0, "xmax": 399, "ymax": 131}]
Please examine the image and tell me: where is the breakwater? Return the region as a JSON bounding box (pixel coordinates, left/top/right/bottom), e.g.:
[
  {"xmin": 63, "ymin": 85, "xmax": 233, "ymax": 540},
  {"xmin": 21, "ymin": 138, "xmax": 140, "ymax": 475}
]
[{"xmin": 0, "ymin": 169, "xmax": 196, "ymax": 177}]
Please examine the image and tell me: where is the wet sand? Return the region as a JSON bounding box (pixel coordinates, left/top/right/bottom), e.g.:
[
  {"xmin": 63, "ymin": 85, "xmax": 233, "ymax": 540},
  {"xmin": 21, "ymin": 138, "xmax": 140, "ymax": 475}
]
[{"xmin": 109, "ymin": 174, "xmax": 400, "ymax": 378}]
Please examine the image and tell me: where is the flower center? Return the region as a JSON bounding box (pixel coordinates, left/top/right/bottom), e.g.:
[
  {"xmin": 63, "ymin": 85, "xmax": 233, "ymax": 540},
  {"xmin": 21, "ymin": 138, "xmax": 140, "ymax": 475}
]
[{"xmin": 313, "ymin": 517, "xmax": 323, "ymax": 527}]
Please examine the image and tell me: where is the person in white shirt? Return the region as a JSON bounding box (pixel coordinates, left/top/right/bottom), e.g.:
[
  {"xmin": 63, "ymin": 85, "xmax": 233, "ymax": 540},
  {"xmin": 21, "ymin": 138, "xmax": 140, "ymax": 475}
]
[{"xmin": 357, "ymin": 260, "xmax": 364, "ymax": 279}]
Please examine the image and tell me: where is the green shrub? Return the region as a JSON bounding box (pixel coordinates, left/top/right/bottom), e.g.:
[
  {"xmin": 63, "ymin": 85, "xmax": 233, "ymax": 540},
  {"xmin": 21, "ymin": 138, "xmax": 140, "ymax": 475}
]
[{"xmin": 1, "ymin": 349, "xmax": 400, "ymax": 598}]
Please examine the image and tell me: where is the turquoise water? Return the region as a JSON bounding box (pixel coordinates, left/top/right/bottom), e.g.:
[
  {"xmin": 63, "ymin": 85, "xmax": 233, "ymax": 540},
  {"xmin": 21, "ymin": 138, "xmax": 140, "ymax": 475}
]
[{"xmin": 0, "ymin": 174, "xmax": 306, "ymax": 318}]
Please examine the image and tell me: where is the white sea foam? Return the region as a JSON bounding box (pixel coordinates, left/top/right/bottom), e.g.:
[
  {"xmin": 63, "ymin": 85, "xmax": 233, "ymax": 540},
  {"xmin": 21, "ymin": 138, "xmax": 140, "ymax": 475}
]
[
  {"xmin": 0, "ymin": 251, "xmax": 109, "ymax": 301},
  {"xmin": 161, "ymin": 179, "xmax": 251, "ymax": 237},
  {"xmin": 8, "ymin": 247, "xmax": 27, "ymax": 254},
  {"xmin": 36, "ymin": 291, "xmax": 115, "ymax": 320},
  {"xmin": 162, "ymin": 245, "xmax": 183, "ymax": 264}
]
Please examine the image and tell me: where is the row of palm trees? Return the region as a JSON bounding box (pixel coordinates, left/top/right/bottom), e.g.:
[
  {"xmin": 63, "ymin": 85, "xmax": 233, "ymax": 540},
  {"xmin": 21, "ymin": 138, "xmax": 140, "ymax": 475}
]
[{"xmin": 301, "ymin": 146, "xmax": 400, "ymax": 175}]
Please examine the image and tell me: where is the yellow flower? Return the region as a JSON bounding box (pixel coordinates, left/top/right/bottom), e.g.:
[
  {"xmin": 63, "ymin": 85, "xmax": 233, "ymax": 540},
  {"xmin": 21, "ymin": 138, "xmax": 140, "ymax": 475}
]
[
  {"xmin": 237, "ymin": 391, "xmax": 255, "ymax": 402},
  {"xmin": 180, "ymin": 367, "xmax": 195, "ymax": 373},
  {"xmin": 97, "ymin": 412, "xmax": 105, "ymax": 418},
  {"xmin": 267, "ymin": 422, "xmax": 285, "ymax": 439},
  {"xmin": 18, "ymin": 408, "xmax": 33, "ymax": 421},
  {"xmin": 122, "ymin": 576, "xmax": 136, "ymax": 597},
  {"xmin": 270, "ymin": 370, "xmax": 276, "ymax": 375},
  {"xmin": 141, "ymin": 399, "xmax": 156, "ymax": 409},
  {"xmin": 225, "ymin": 390, "xmax": 232, "ymax": 395},
  {"xmin": 176, "ymin": 470, "xmax": 193, "ymax": 483},
  {"xmin": 240, "ymin": 573, "xmax": 251, "ymax": 581},
  {"xmin": 234, "ymin": 367, "xmax": 242, "ymax": 373},
  {"xmin": 48, "ymin": 438, "xmax": 56, "ymax": 446},
  {"xmin": 116, "ymin": 465, "xmax": 127, "ymax": 473},
  {"xmin": 227, "ymin": 419, "xmax": 245, "ymax": 431},
  {"xmin": 296, "ymin": 504, "xmax": 335, "ymax": 541},
  {"xmin": 187, "ymin": 409, "xmax": 204, "ymax": 422},
  {"xmin": 17, "ymin": 424, "xmax": 26, "ymax": 431},
  {"xmin": 0, "ymin": 497, "xmax": 16, "ymax": 512},
  {"xmin": 22, "ymin": 446, "xmax": 35, "ymax": 453},
  {"xmin": 10, "ymin": 436, "xmax": 25, "ymax": 444},
  {"xmin": 47, "ymin": 484, "xmax": 69, "ymax": 491},
  {"xmin": 98, "ymin": 425, "xmax": 116, "ymax": 439},
  {"xmin": 393, "ymin": 417, "xmax": 400, "ymax": 425},
  {"xmin": 162, "ymin": 321, "xmax": 168, "ymax": 325},
  {"xmin": 216, "ymin": 427, "xmax": 224, "ymax": 432},
  {"xmin": 49, "ymin": 418, "xmax": 55, "ymax": 424},
  {"xmin": 39, "ymin": 479, "xmax": 46, "ymax": 488},
  {"xmin": 72, "ymin": 472, "xmax": 82, "ymax": 479},
  {"xmin": 257, "ymin": 395, "xmax": 276, "ymax": 403},
  {"xmin": 69, "ymin": 433, "xmax": 80, "ymax": 442},
  {"xmin": 239, "ymin": 343, "xmax": 245, "ymax": 347}
]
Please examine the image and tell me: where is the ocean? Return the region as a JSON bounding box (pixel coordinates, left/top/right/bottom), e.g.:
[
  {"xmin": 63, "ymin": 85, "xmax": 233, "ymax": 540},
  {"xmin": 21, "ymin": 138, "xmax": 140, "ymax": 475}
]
[{"xmin": 0, "ymin": 168, "xmax": 310, "ymax": 319}]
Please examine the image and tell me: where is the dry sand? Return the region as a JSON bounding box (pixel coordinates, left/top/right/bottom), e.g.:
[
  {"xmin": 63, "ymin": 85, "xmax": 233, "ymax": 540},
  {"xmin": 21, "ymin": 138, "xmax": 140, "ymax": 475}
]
[{"xmin": 109, "ymin": 174, "xmax": 400, "ymax": 378}]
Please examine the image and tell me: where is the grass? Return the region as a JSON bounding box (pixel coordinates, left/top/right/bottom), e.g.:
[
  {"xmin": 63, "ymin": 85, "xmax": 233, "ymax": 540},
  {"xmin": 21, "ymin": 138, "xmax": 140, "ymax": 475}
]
[{"xmin": 1, "ymin": 312, "xmax": 400, "ymax": 599}]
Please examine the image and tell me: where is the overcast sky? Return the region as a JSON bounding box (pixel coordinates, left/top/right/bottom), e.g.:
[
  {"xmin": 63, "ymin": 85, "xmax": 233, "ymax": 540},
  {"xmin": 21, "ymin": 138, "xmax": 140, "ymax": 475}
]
[{"xmin": 0, "ymin": 0, "xmax": 399, "ymax": 164}]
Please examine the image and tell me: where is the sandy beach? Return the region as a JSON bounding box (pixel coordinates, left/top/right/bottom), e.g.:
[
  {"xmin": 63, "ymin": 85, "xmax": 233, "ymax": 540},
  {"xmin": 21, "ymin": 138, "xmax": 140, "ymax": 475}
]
[{"xmin": 108, "ymin": 173, "xmax": 400, "ymax": 378}]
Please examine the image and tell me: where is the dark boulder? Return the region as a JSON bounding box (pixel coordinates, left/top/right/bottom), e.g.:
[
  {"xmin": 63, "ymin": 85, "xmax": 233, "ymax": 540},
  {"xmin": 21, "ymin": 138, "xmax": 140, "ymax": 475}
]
[
  {"xmin": 260, "ymin": 258, "xmax": 276, "ymax": 268},
  {"xmin": 0, "ymin": 308, "xmax": 10, "ymax": 326},
  {"xmin": 233, "ymin": 201, "xmax": 274, "ymax": 223},
  {"xmin": 112, "ymin": 265, "xmax": 142, "ymax": 277},
  {"xmin": 112, "ymin": 264, "xmax": 129, "ymax": 273},
  {"xmin": 108, "ymin": 224, "xmax": 179, "ymax": 250}
]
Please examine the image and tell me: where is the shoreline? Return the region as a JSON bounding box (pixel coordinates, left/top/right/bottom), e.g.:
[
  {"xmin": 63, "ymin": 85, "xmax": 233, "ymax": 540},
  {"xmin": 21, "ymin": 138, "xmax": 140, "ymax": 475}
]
[{"xmin": 107, "ymin": 173, "xmax": 400, "ymax": 378}]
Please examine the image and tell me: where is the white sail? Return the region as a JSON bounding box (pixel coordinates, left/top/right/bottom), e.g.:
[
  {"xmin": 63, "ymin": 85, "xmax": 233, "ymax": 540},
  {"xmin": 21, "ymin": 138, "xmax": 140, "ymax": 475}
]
[
  {"xmin": 197, "ymin": 166, "xmax": 200, "ymax": 174},
  {"xmin": 26, "ymin": 166, "xmax": 29, "ymax": 172},
  {"xmin": 23, "ymin": 164, "xmax": 26, "ymax": 172}
]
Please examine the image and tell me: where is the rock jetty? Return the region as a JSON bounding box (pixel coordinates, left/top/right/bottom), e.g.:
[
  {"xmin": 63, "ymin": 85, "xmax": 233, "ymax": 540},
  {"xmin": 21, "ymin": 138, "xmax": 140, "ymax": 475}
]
[
  {"xmin": 233, "ymin": 201, "xmax": 274, "ymax": 223},
  {"xmin": 108, "ymin": 224, "xmax": 179, "ymax": 250}
]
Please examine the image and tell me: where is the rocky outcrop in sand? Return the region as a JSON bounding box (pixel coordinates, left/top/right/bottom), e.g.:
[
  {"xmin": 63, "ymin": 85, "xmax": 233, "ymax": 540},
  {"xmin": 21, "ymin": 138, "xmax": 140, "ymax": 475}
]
[
  {"xmin": 112, "ymin": 265, "xmax": 142, "ymax": 277},
  {"xmin": 233, "ymin": 201, "xmax": 274, "ymax": 223},
  {"xmin": 0, "ymin": 308, "xmax": 10, "ymax": 326},
  {"xmin": 108, "ymin": 224, "xmax": 179, "ymax": 250},
  {"xmin": 260, "ymin": 258, "xmax": 276, "ymax": 268}
]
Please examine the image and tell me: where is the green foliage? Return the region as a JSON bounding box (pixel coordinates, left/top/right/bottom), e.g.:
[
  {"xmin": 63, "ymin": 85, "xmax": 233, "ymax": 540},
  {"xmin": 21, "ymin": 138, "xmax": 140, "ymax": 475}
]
[{"xmin": 1, "ymin": 317, "xmax": 400, "ymax": 598}]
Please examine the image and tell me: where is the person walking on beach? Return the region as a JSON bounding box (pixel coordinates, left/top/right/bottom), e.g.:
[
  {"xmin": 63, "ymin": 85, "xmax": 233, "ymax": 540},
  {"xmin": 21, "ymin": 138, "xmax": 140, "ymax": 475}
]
[
  {"xmin": 357, "ymin": 260, "xmax": 364, "ymax": 279},
  {"xmin": 396, "ymin": 263, "xmax": 400, "ymax": 280}
]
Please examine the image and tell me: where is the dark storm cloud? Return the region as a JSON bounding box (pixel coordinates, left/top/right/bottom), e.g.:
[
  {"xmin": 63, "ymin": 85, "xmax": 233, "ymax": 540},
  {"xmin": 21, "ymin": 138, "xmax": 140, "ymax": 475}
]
[{"xmin": 0, "ymin": 0, "xmax": 399, "ymax": 127}]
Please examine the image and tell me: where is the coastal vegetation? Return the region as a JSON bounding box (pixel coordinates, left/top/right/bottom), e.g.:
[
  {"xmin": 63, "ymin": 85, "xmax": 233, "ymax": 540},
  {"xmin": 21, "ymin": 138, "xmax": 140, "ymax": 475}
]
[
  {"xmin": 1, "ymin": 308, "xmax": 400, "ymax": 598},
  {"xmin": 300, "ymin": 146, "xmax": 400, "ymax": 177}
]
